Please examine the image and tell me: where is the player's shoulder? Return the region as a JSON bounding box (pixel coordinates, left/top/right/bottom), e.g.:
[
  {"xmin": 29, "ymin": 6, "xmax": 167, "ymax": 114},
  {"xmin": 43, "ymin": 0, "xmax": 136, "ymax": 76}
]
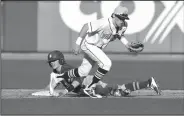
[{"xmin": 52, "ymin": 63, "xmax": 74, "ymax": 74}]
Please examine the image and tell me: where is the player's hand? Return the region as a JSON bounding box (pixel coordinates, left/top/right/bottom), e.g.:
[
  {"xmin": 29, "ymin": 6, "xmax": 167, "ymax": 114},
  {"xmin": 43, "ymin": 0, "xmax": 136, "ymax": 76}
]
[
  {"xmin": 73, "ymin": 44, "xmax": 81, "ymax": 55},
  {"xmin": 61, "ymin": 89, "xmax": 69, "ymax": 97}
]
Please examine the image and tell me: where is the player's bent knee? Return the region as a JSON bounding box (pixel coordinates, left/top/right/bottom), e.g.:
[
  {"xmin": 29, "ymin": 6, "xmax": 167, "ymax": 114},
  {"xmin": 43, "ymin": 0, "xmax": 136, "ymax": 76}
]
[{"xmin": 100, "ymin": 59, "xmax": 112, "ymax": 71}]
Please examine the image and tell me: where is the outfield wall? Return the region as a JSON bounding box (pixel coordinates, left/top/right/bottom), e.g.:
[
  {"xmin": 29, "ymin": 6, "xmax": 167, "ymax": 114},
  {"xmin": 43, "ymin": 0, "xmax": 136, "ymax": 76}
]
[
  {"xmin": 1, "ymin": 54, "xmax": 184, "ymax": 90},
  {"xmin": 1, "ymin": 1, "xmax": 184, "ymax": 53}
]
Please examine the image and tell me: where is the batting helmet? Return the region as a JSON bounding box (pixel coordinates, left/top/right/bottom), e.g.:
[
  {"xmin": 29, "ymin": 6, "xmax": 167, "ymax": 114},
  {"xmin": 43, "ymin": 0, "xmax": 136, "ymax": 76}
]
[
  {"xmin": 113, "ymin": 6, "xmax": 129, "ymax": 20},
  {"xmin": 47, "ymin": 50, "xmax": 65, "ymax": 65}
]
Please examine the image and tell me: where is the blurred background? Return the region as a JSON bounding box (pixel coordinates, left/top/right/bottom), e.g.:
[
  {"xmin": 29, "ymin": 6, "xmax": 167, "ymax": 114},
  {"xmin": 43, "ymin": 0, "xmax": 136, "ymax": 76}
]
[{"xmin": 1, "ymin": 1, "xmax": 184, "ymax": 90}]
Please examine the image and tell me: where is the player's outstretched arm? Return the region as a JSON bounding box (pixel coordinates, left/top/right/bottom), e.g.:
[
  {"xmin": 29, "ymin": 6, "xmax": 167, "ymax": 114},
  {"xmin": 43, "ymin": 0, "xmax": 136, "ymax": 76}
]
[
  {"xmin": 119, "ymin": 36, "xmax": 129, "ymax": 48},
  {"xmin": 119, "ymin": 36, "xmax": 144, "ymax": 53},
  {"xmin": 119, "ymin": 36, "xmax": 135, "ymax": 52},
  {"xmin": 49, "ymin": 78, "xmax": 58, "ymax": 96}
]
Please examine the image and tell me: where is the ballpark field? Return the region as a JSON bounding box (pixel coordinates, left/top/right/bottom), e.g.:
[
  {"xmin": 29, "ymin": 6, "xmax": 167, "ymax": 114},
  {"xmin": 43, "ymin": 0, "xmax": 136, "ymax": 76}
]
[
  {"xmin": 1, "ymin": 53, "xmax": 184, "ymax": 115},
  {"xmin": 1, "ymin": 1, "xmax": 184, "ymax": 115}
]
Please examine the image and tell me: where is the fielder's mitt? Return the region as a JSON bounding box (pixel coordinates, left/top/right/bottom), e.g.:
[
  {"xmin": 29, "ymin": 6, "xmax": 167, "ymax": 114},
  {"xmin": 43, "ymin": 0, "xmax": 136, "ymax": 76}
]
[{"xmin": 128, "ymin": 41, "xmax": 144, "ymax": 53}]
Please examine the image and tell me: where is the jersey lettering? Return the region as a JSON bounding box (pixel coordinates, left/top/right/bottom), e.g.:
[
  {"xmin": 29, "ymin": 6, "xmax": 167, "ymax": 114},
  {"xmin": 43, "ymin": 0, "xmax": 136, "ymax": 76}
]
[{"xmin": 100, "ymin": 30, "xmax": 112, "ymax": 40}]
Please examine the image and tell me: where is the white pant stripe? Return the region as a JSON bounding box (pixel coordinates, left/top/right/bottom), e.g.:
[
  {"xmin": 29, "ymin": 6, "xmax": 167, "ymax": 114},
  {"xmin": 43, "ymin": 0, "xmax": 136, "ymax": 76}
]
[
  {"xmin": 133, "ymin": 82, "xmax": 136, "ymax": 91},
  {"xmin": 136, "ymin": 82, "xmax": 140, "ymax": 90},
  {"xmin": 94, "ymin": 74, "xmax": 101, "ymax": 79},
  {"xmin": 97, "ymin": 70, "xmax": 105, "ymax": 76}
]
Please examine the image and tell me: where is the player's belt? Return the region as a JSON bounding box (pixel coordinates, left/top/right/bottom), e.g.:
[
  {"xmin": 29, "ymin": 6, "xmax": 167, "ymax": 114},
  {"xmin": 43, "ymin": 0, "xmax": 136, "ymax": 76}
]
[{"xmin": 85, "ymin": 41, "xmax": 103, "ymax": 49}]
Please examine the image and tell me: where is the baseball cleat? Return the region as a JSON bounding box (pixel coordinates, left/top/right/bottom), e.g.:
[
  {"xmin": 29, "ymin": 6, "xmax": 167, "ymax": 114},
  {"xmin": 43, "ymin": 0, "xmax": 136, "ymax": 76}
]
[
  {"xmin": 148, "ymin": 77, "xmax": 161, "ymax": 95},
  {"xmin": 83, "ymin": 86, "xmax": 102, "ymax": 98}
]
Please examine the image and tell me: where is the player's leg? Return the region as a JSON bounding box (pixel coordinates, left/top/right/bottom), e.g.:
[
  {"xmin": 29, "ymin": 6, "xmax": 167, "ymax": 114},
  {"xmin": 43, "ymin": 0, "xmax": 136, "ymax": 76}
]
[
  {"xmin": 83, "ymin": 77, "xmax": 123, "ymax": 97},
  {"xmin": 83, "ymin": 43, "xmax": 112, "ymax": 88},
  {"xmin": 93, "ymin": 80, "xmax": 128, "ymax": 97},
  {"xmin": 82, "ymin": 75, "xmax": 108, "ymax": 90},
  {"xmin": 77, "ymin": 53, "xmax": 96, "ymax": 77},
  {"xmin": 59, "ymin": 54, "xmax": 95, "ymax": 81},
  {"xmin": 81, "ymin": 75, "xmax": 102, "ymax": 98},
  {"xmin": 119, "ymin": 77, "xmax": 161, "ymax": 95},
  {"xmin": 82, "ymin": 75, "xmax": 94, "ymax": 87},
  {"xmin": 95, "ymin": 82, "xmax": 119, "ymax": 97}
]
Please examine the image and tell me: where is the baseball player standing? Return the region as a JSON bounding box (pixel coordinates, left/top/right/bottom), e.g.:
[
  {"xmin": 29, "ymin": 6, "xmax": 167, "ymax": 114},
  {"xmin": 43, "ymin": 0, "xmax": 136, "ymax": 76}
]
[{"xmin": 62, "ymin": 6, "xmax": 144, "ymax": 97}]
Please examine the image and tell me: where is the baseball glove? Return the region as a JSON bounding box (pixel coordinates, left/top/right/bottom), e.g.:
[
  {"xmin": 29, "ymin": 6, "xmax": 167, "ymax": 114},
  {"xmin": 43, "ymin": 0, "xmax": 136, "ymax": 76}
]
[
  {"xmin": 128, "ymin": 41, "xmax": 144, "ymax": 53},
  {"xmin": 111, "ymin": 89, "xmax": 131, "ymax": 97}
]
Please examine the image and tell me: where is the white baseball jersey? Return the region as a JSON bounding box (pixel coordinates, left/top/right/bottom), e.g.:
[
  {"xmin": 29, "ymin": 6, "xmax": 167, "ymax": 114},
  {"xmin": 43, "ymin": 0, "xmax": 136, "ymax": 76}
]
[{"xmin": 84, "ymin": 17, "xmax": 127, "ymax": 49}]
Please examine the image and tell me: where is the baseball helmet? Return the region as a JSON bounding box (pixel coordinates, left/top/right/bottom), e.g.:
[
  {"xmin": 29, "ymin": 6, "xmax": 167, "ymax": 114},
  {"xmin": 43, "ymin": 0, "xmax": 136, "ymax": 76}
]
[
  {"xmin": 47, "ymin": 50, "xmax": 65, "ymax": 65},
  {"xmin": 113, "ymin": 6, "xmax": 129, "ymax": 20}
]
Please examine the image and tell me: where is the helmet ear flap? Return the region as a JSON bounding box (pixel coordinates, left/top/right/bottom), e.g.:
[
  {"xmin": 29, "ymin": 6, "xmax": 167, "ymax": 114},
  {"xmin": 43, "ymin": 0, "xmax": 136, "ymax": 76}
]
[
  {"xmin": 59, "ymin": 59, "xmax": 64, "ymax": 65},
  {"xmin": 48, "ymin": 62, "xmax": 52, "ymax": 67},
  {"xmin": 48, "ymin": 59, "xmax": 64, "ymax": 67}
]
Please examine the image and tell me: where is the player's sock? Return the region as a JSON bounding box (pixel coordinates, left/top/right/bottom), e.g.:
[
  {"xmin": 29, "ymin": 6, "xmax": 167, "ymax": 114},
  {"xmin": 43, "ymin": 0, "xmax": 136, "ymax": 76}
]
[
  {"xmin": 88, "ymin": 76, "xmax": 100, "ymax": 88},
  {"xmin": 88, "ymin": 67, "xmax": 108, "ymax": 88},
  {"xmin": 124, "ymin": 80, "xmax": 149, "ymax": 91}
]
